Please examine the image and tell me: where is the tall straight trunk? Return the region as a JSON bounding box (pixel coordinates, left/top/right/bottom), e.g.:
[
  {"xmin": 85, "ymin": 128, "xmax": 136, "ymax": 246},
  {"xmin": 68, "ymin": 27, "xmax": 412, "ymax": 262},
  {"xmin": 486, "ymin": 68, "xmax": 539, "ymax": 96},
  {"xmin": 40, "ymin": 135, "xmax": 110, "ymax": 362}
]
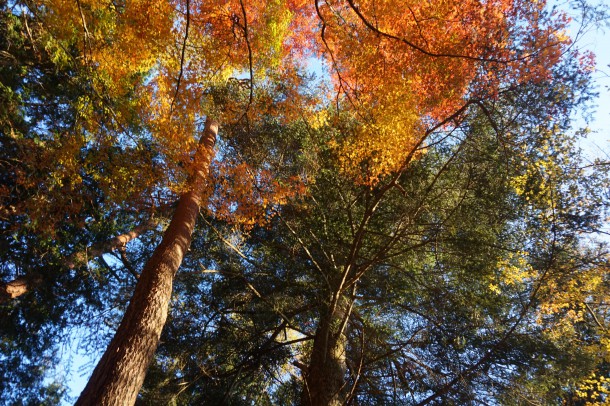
[
  {"xmin": 76, "ymin": 119, "xmax": 218, "ymax": 406},
  {"xmin": 302, "ymin": 298, "xmax": 350, "ymax": 406}
]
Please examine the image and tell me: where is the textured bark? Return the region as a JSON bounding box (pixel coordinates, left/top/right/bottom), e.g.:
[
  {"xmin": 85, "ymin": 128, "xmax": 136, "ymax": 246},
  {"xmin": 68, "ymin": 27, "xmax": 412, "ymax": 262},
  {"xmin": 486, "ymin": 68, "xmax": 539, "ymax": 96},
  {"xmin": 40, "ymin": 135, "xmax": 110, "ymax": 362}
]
[
  {"xmin": 75, "ymin": 119, "xmax": 218, "ymax": 406},
  {"xmin": 302, "ymin": 299, "xmax": 350, "ymax": 406}
]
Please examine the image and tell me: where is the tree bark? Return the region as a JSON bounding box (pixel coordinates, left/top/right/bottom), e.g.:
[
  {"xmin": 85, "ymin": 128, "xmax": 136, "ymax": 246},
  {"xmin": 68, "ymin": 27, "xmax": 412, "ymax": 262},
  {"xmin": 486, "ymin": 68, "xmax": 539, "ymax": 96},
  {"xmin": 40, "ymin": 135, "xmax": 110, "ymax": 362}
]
[
  {"xmin": 302, "ymin": 298, "xmax": 350, "ymax": 406},
  {"xmin": 75, "ymin": 119, "xmax": 218, "ymax": 406}
]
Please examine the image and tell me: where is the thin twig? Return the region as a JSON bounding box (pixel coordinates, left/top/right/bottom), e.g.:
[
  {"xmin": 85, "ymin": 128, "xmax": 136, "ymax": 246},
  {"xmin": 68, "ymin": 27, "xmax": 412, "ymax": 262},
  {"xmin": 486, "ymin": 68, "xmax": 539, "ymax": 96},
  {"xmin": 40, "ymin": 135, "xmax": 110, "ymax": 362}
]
[
  {"xmin": 238, "ymin": 0, "xmax": 254, "ymax": 118},
  {"xmin": 344, "ymin": 0, "xmax": 562, "ymax": 63},
  {"xmin": 170, "ymin": 0, "xmax": 191, "ymax": 115}
]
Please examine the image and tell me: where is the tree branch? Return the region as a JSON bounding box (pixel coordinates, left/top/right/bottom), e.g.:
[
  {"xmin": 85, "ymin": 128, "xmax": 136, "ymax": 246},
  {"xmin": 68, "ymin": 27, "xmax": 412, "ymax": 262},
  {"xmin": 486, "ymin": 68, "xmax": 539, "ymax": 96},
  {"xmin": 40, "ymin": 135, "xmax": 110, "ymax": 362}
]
[
  {"xmin": 170, "ymin": 0, "xmax": 191, "ymax": 115},
  {"xmin": 1, "ymin": 218, "xmax": 159, "ymax": 301}
]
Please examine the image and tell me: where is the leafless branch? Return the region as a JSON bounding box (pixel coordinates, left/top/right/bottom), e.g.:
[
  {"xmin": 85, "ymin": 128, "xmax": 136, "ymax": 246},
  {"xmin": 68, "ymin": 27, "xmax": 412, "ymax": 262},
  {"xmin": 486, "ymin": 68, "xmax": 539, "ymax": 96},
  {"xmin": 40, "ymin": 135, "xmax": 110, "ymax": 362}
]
[{"xmin": 170, "ymin": 0, "xmax": 191, "ymax": 115}]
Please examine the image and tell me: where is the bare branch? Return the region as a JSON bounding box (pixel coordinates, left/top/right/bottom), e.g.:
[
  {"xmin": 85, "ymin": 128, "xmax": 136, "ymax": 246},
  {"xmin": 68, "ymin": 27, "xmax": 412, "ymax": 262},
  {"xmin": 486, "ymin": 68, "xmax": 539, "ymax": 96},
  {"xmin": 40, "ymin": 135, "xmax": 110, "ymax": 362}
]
[{"xmin": 170, "ymin": 0, "xmax": 191, "ymax": 115}]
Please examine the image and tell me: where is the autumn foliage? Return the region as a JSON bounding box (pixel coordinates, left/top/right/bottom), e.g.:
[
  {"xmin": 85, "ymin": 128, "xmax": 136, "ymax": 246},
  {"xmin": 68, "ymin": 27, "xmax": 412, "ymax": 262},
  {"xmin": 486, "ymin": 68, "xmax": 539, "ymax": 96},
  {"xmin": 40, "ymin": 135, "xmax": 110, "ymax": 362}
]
[
  {"xmin": 1, "ymin": 0, "xmax": 607, "ymax": 404},
  {"xmin": 30, "ymin": 0, "xmax": 577, "ymax": 191}
]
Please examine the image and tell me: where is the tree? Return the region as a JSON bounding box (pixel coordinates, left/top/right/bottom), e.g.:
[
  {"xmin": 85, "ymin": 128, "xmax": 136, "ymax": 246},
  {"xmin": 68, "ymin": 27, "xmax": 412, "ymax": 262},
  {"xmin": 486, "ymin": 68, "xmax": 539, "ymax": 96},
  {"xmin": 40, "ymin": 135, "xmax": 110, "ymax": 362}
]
[
  {"xmin": 139, "ymin": 60, "xmax": 609, "ymax": 404},
  {"xmin": 0, "ymin": 5, "xmax": 161, "ymax": 401},
  {"xmin": 1, "ymin": 0, "xmax": 605, "ymax": 404},
  {"xmin": 75, "ymin": 119, "xmax": 218, "ymax": 404}
]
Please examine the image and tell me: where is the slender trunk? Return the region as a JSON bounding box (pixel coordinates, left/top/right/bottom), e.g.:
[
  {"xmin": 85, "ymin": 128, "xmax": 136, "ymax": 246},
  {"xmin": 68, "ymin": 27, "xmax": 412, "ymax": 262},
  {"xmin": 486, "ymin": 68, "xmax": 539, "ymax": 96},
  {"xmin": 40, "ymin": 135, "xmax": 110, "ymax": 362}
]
[
  {"xmin": 302, "ymin": 299, "xmax": 350, "ymax": 406},
  {"xmin": 1, "ymin": 218, "xmax": 160, "ymax": 302},
  {"xmin": 75, "ymin": 119, "xmax": 218, "ymax": 406}
]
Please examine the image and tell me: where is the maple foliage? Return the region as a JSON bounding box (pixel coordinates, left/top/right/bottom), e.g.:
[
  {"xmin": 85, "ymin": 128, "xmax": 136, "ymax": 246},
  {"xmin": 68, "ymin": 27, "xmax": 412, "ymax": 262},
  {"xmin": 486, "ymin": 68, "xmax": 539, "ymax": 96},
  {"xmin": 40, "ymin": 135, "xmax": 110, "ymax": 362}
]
[
  {"xmin": 0, "ymin": 0, "xmax": 582, "ymax": 236},
  {"xmin": 32, "ymin": 0, "xmax": 578, "ymax": 190},
  {"xmin": 1, "ymin": 0, "xmax": 607, "ymax": 403},
  {"xmin": 315, "ymin": 0, "xmax": 576, "ymax": 183}
]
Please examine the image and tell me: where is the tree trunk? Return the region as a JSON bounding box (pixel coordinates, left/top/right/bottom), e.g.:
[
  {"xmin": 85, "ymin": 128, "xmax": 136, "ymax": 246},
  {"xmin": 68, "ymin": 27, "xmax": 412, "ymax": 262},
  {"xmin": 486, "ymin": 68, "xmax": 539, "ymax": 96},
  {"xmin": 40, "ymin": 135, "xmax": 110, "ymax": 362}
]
[
  {"xmin": 75, "ymin": 119, "xmax": 218, "ymax": 406},
  {"xmin": 302, "ymin": 298, "xmax": 350, "ymax": 406}
]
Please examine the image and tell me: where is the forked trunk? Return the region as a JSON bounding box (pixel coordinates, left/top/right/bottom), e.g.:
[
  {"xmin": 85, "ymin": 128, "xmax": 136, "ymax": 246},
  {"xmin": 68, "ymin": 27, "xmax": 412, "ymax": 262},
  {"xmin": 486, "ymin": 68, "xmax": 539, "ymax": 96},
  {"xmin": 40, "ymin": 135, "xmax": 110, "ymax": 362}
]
[
  {"xmin": 302, "ymin": 299, "xmax": 350, "ymax": 406},
  {"xmin": 75, "ymin": 119, "xmax": 218, "ymax": 406}
]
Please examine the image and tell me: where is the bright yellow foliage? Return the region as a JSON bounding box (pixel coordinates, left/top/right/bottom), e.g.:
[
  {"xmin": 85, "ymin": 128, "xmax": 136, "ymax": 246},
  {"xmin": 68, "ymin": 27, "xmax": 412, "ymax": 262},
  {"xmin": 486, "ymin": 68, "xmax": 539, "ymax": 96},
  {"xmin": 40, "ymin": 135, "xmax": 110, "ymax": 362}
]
[{"xmin": 574, "ymin": 373, "xmax": 610, "ymax": 406}]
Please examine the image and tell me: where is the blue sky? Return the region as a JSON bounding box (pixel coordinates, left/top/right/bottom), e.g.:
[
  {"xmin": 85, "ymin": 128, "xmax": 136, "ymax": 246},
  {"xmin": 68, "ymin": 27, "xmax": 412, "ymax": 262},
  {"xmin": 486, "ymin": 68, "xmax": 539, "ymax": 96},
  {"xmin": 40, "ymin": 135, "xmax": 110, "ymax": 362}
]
[{"xmin": 581, "ymin": 30, "xmax": 609, "ymax": 162}]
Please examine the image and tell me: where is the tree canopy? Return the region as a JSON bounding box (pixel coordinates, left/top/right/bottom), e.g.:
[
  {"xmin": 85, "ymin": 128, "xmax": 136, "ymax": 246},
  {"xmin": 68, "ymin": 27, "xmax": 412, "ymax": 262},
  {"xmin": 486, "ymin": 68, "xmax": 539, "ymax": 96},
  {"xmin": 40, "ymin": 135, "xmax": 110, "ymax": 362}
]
[{"xmin": 1, "ymin": 0, "xmax": 609, "ymax": 404}]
